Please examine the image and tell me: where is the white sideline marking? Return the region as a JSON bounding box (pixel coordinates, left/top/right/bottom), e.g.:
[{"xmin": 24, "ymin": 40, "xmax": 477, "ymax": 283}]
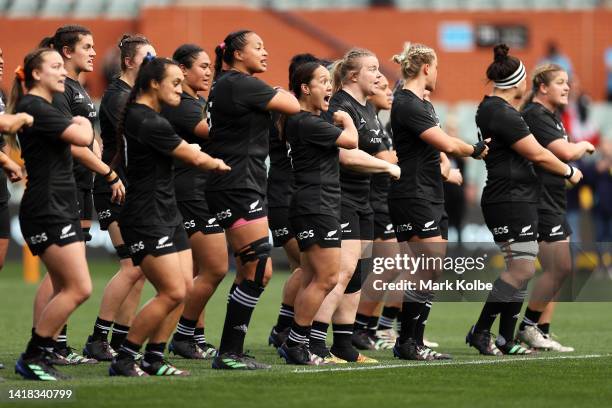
[{"xmin": 292, "ymin": 354, "xmax": 607, "ymax": 374}]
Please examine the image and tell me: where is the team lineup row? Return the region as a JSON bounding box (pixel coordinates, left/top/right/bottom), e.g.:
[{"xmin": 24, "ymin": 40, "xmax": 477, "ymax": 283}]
[{"xmin": 0, "ymin": 25, "xmax": 593, "ymax": 380}]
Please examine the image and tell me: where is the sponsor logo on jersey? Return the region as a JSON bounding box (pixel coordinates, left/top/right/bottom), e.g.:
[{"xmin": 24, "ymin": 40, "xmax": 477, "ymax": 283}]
[
  {"xmin": 207, "ymin": 218, "xmax": 217, "ymax": 225},
  {"xmin": 324, "ymin": 230, "xmax": 339, "ymax": 241},
  {"xmin": 369, "ymin": 129, "xmax": 381, "ymax": 136},
  {"xmin": 74, "ymin": 92, "xmax": 84, "ymax": 103},
  {"xmin": 184, "ymin": 219, "xmax": 196, "ymax": 229},
  {"xmin": 248, "ymin": 200, "xmax": 263, "ymax": 214},
  {"xmin": 273, "ymin": 227, "xmax": 289, "ymax": 237},
  {"xmin": 130, "ymin": 241, "xmax": 144, "ymax": 254},
  {"xmin": 396, "ymin": 223, "xmax": 412, "ymax": 232},
  {"xmin": 60, "ymin": 224, "xmax": 76, "ymax": 239},
  {"xmin": 370, "ymin": 137, "xmax": 382, "ymax": 143},
  {"xmin": 156, "ymin": 236, "xmax": 172, "ymax": 249},
  {"xmin": 422, "ymin": 220, "xmax": 437, "ymax": 232},
  {"xmin": 297, "ymin": 230, "xmax": 314, "ymax": 240},
  {"xmin": 386, "ymin": 224, "xmax": 394, "ymax": 231},
  {"xmin": 216, "ymin": 209, "xmax": 232, "ymax": 220},
  {"xmin": 493, "ymin": 226, "xmax": 509, "ymax": 235},
  {"xmin": 340, "ymin": 222, "xmax": 351, "ymax": 233},
  {"xmin": 550, "ymin": 224, "xmax": 564, "ymax": 237},
  {"xmin": 29, "ymin": 232, "xmax": 48, "ymax": 245},
  {"xmin": 98, "ymin": 209, "xmax": 112, "ymax": 220},
  {"xmin": 519, "ymin": 225, "xmax": 534, "ymax": 237}
]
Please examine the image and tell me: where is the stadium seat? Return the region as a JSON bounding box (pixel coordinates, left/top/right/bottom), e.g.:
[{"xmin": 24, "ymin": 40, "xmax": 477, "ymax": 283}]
[
  {"xmin": 73, "ymin": 0, "xmax": 105, "ymax": 17},
  {"xmin": 6, "ymin": 0, "xmax": 40, "ymax": 17},
  {"xmin": 40, "ymin": 0, "xmax": 72, "ymax": 17},
  {"xmin": 394, "ymin": 0, "xmax": 429, "ymax": 10},
  {"xmin": 106, "ymin": 0, "xmax": 140, "ymax": 18}
]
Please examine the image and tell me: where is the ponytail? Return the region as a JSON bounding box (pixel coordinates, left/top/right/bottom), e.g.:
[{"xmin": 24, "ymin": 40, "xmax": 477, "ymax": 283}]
[
  {"xmin": 39, "ymin": 25, "xmax": 91, "ymax": 58},
  {"xmin": 330, "ymin": 48, "xmax": 374, "ymax": 94},
  {"xmin": 213, "ymin": 29, "xmax": 252, "ymax": 80}
]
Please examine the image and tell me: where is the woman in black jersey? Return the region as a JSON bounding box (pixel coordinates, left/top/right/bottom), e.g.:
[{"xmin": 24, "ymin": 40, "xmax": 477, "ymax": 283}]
[
  {"xmin": 109, "ymin": 57, "xmax": 229, "ymax": 377},
  {"xmin": 205, "ymin": 30, "xmax": 300, "ymax": 370},
  {"xmin": 268, "ymin": 53, "xmax": 321, "ymax": 349},
  {"xmin": 0, "ymin": 47, "xmax": 30, "ymax": 271},
  {"xmin": 467, "ymin": 45, "xmax": 583, "ymax": 356},
  {"xmin": 353, "ymin": 74, "xmax": 399, "ymax": 351},
  {"xmin": 32, "ymin": 25, "xmax": 125, "ymax": 365},
  {"xmin": 389, "ymin": 42, "xmax": 488, "ymax": 361},
  {"xmin": 10, "ymin": 48, "xmax": 95, "ymax": 380},
  {"xmin": 83, "ymin": 34, "xmax": 156, "ymax": 361},
  {"xmin": 309, "ymin": 49, "xmax": 400, "ymax": 364},
  {"xmin": 164, "ymin": 44, "xmax": 223, "ymax": 360},
  {"xmin": 516, "ymin": 64, "xmax": 594, "ymax": 352},
  {"xmin": 277, "ymin": 62, "xmax": 357, "ymax": 365}
]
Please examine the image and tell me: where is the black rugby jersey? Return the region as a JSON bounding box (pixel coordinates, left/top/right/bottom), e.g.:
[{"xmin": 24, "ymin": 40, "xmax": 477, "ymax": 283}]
[
  {"xmin": 324, "ymin": 90, "xmax": 385, "ymax": 210},
  {"xmin": 476, "ymin": 95, "xmax": 537, "ymax": 205},
  {"xmin": 267, "ymin": 112, "xmax": 294, "ymax": 208},
  {"xmin": 369, "ymin": 115, "xmax": 393, "ymax": 213},
  {"xmin": 119, "ymin": 104, "xmax": 183, "ymax": 227},
  {"xmin": 286, "ymin": 111, "xmax": 342, "ymax": 218},
  {"xmin": 162, "ymin": 92, "xmax": 208, "ymax": 202},
  {"xmin": 522, "ymin": 102, "xmax": 568, "ymax": 213},
  {"xmin": 389, "ymin": 88, "xmax": 443, "ymax": 203},
  {"xmin": 16, "ymin": 94, "xmax": 77, "ymax": 222},
  {"xmin": 53, "ymin": 77, "xmax": 97, "ymax": 191},
  {"xmin": 95, "ymin": 77, "xmax": 130, "ymax": 194},
  {"xmin": 205, "ymin": 70, "xmax": 277, "ymax": 195}
]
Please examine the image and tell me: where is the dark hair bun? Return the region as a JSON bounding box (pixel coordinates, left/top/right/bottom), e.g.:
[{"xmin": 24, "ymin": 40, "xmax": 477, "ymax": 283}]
[{"xmin": 493, "ymin": 44, "xmax": 510, "ymax": 63}]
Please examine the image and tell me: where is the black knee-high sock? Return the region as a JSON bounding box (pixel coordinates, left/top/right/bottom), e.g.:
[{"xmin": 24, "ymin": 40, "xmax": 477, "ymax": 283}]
[
  {"xmin": 498, "ymin": 301, "xmax": 524, "ymax": 345},
  {"xmin": 378, "ymin": 306, "xmax": 400, "ymax": 330},
  {"xmin": 110, "ymin": 323, "xmax": 130, "ymax": 351},
  {"xmin": 117, "ymin": 339, "xmax": 141, "ymax": 361},
  {"xmin": 415, "ymin": 302, "xmax": 432, "ymax": 346},
  {"xmin": 194, "ymin": 327, "xmax": 206, "ymax": 346},
  {"xmin": 274, "ymin": 303, "xmax": 294, "ymax": 333},
  {"xmin": 173, "ymin": 317, "xmax": 197, "ymax": 341},
  {"xmin": 55, "ymin": 325, "xmax": 68, "ymax": 350},
  {"xmin": 218, "ymin": 280, "xmax": 263, "ymax": 355},
  {"xmin": 92, "ymin": 317, "xmax": 113, "ymax": 340},
  {"xmin": 354, "ymin": 313, "xmax": 370, "ymax": 331},
  {"xmin": 286, "ymin": 321, "xmax": 310, "ymax": 348},
  {"xmin": 24, "ymin": 331, "xmax": 55, "ymax": 359},
  {"xmin": 367, "ymin": 315, "xmax": 379, "ymax": 335},
  {"xmin": 399, "ymin": 301, "xmax": 425, "ymax": 343},
  {"xmin": 143, "ymin": 342, "xmax": 166, "ymax": 364},
  {"xmin": 310, "ymin": 321, "xmax": 329, "ymax": 351},
  {"xmin": 474, "ymin": 278, "xmax": 521, "ymax": 333},
  {"xmin": 519, "ymin": 307, "xmax": 543, "ymax": 332}
]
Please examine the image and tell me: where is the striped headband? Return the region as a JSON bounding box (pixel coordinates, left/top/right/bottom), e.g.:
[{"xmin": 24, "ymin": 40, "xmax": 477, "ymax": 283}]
[{"xmin": 494, "ymin": 60, "xmax": 526, "ymax": 89}]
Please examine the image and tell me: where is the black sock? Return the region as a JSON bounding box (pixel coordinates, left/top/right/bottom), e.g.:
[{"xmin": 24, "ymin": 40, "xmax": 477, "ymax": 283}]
[
  {"xmin": 367, "ymin": 316, "xmax": 379, "ymax": 335},
  {"xmin": 415, "ymin": 302, "xmax": 432, "ymax": 346},
  {"xmin": 378, "ymin": 306, "xmax": 400, "ymax": 330},
  {"xmin": 330, "ymin": 323, "xmax": 358, "ymax": 361},
  {"xmin": 399, "ymin": 301, "xmax": 425, "ymax": 343},
  {"xmin": 474, "ymin": 301, "xmax": 502, "ymax": 334},
  {"xmin": 227, "ymin": 282, "xmax": 238, "ymax": 304},
  {"xmin": 286, "ymin": 321, "xmax": 310, "ymax": 347},
  {"xmin": 174, "ymin": 317, "xmax": 197, "ymax": 342},
  {"xmin": 194, "ymin": 327, "xmax": 206, "ymax": 346},
  {"xmin": 331, "ymin": 323, "xmax": 353, "ymax": 349},
  {"xmin": 218, "ymin": 280, "xmax": 263, "ymax": 355},
  {"xmin": 55, "ymin": 325, "xmax": 68, "ymax": 350},
  {"xmin": 92, "ymin": 317, "xmax": 113, "ymax": 340},
  {"xmin": 498, "ymin": 301, "xmax": 524, "ymax": 346},
  {"xmin": 539, "ymin": 322, "xmax": 550, "ymax": 335},
  {"xmin": 110, "ymin": 324, "xmax": 130, "ymax": 351},
  {"xmin": 274, "ymin": 303, "xmax": 294, "ymax": 333},
  {"xmin": 24, "ymin": 331, "xmax": 55, "ymax": 359},
  {"xmin": 519, "ymin": 307, "xmax": 543, "ymax": 332},
  {"xmin": 117, "ymin": 339, "xmax": 141, "ymax": 361},
  {"xmin": 354, "ymin": 313, "xmax": 369, "ymax": 331},
  {"xmin": 144, "ymin": 342, "xmax": 166, "ymax": 364},
  {"xmin": 310, "ymin": 321, "xmax": 329, "ymax": 350}
]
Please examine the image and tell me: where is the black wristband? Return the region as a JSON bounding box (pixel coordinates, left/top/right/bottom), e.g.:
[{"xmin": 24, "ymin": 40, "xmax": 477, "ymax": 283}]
[
  {"xmin": 564, "ymin": 166, "xmax": 575, "ymax": 180},
  {"xmin": 103, "ymin": 169, "xmax": 113, "ymax": 178},
  {"xmin": 108, "ymin": 176, "xmax": 120, "ymax": 185},
  {"xmin": 471, "ymin": 140, "xmax": 486, "ymax": 158}
]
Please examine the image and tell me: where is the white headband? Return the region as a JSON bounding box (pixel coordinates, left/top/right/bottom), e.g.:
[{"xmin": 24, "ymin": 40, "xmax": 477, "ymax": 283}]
[{"xmin": 494, "ymin": 61, "xmax": 526, "ymax": 89}]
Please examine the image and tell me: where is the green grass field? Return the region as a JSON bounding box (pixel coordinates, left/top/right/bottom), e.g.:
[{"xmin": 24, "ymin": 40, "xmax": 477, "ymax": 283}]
[{"xmin": 0, "ymin": 260, "xmax": 611, "ymax": 408}]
